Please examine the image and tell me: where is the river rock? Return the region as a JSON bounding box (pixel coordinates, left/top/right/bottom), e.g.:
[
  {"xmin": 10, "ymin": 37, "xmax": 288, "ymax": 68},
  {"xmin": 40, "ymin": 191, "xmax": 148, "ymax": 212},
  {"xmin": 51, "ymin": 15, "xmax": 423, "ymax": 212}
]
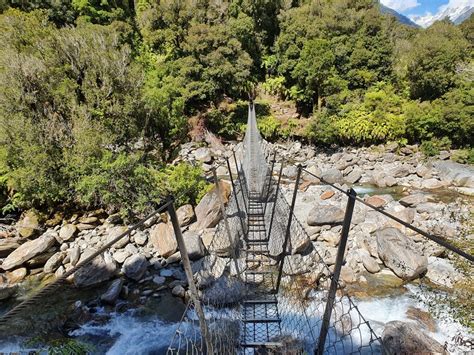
[
  {"xmin": 152, "ymin": 275, "xmax": 166, "ymax": 285},
  {"xmin": 200, "ymin": 276, "xmax": 245, "ymax": 306},
  {"xmin": 358, "ymin": 249, "xmax": 380, "ymax": 273},
  {"xmin": 44, "ymin": 252, "xmax": 65, "ymax": 273},
  {"xmin": 365, "ymin": 195, "xmax": 388, "ymax": 208},
  {"xmin": 434, "ymin": 160, "xmax": 474, "ymax": 187},
  {"xmin": 193, "ymin": 147, "xmax": 212, "ymax": 163},
  {"xmin": 382, "ymin": 321, "xmax": 446, "ymax": 354},
  {"xmin": 304, "ymin": 165, "xmax": 321, "ymax": 182},
  {"xmin": 399, "ymin": 194, "xmax": 428, "ymax": 207},
  {"xmin": 0, "ymin": 284, "xmax": 18, "ymax": 301},
  {"xmin": 307, "ymin": 205, "xmax": 345, "ymax": 226},
  {"xmin": 6, "ymin": 267, "xmax": 27, "ymax": 284},
  {"xmin": 345, "ymin": 169, "xmax": 362, "ymax": 184},
  {"xmin": 0, "ymin": 239, "xmax": 20, "ymax": 258},
  {"xmin": 59, "ymin": 224, "xmax": 78, "ymax": 242},
  {"xmin": 172, "ymin": 285, "xmax": 186, "ymax": 298},
  {"xmin": 0, "ymin": 234, "xmax": 56, "ymax": 270},
  {"xmin": 69, "ymin": 247, "xmax": 80, "ymax": 266},
  {"xmin": 426, "ymin": 256, "xmax": 460, "ymax": 288},
  {"xmin": 422, "ymin": 178, "xmax": 445, "ymax": 189},
  {"xmin": 106, "ymin": 226, "xmax": 129, "ymax": 249},
  {"xmin": 320, "ymin": 190, "xmax": 335, "ymax": 200},
  {"xmin": 17, "ymin": 210, "xmax": 41, "ymax": 238},
  {"xmin": 133, "ymin": 231, "xmax": 148, "ymax": 246},
  {"xmin": 376, "ymin": 228, "xmax": 427, "ymax": 280},
  {"xmin": 177, "ymin": 204, "xmax": 195, "ymax": 227},
  {"xmin": 113, "ymin": 249, "xmax": 131, "ymax": 264},
  {"xmin": 192, "ymin": 182, "xmax": 231, "ymax": 230},
  {"xmin": 321, "ymin": 169, "xmax": 343, "ymax": 184},
  {"xmin": 73, "ymin": 250, "xmax": 117, "ymax": 287},
  {"xmin": 192, "ymin": 255, "xmax": 226, "ymax": 288},
  {"xmin": 100, "ymin": 278, "xmax": 123, "ymax": 304},
  {"xmin": 183, "ymin": 232, "xmax": 206, "ymax": 260},
  {"xmin": 122, "ymin": 254, "xmax": 148, "ymax": 281},
  {"xmin": 149, "ymin": 222, "xmax": 177, "ymax": 258}
]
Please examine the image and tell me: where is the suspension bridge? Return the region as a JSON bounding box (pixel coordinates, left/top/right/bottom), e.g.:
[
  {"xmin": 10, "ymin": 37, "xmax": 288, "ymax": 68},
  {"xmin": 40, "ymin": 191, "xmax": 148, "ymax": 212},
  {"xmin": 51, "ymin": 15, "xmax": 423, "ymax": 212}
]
[{"xmin": 0, "ymin": 104, "xmax": 472, "ymax": 354}]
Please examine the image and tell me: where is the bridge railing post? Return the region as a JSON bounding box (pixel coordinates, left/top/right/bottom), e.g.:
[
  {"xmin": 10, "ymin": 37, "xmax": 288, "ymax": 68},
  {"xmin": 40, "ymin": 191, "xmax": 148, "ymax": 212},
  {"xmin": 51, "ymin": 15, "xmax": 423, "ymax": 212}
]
[
  {"xmin": 167, "ymin": 197, "xmax": 213, "ymax": 354},
  {"xmin": 263, "ymin": 151, "xmax": 277, "ymax": 215},
  {"xmin": 316, "ymin": 188, "xmax": 357, "ymax": 355},
  {"xmin": 226, "ymin": 156, "xmax": 247, "ymax": 239},
  {"xmin": 233, "ymin": 150, "xmax": 248, "ymax": 215},
  {"xmin": 275, "ymin": 164, "xmax": 302, "ymax": 293},
  {"xmin": 266, "ymin": 162, "xmax": 284, "ymax": 242}
]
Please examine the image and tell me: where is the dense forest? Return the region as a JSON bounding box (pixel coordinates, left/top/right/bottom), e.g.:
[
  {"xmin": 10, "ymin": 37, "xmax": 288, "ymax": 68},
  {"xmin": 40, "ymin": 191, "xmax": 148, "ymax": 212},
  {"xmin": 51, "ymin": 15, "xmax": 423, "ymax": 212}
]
[{"xmin": 0, "ymin": 0, "xmax": 472, "ymax": 217}]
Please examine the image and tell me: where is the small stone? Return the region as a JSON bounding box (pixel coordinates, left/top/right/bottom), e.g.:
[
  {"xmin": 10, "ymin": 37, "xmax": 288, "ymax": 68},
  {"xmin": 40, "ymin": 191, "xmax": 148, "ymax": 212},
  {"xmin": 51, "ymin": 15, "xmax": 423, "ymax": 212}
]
[
  {"xmin": 165, "ymin": 252, "xmax": 181, "ymax": 264},
  {"xmin": 177, "ymin": 204, "xmax": 196, "ymax": 227},
  {"xmin": 152, "ymin": 276, "xmax": 166, "ymax": 285},
  {"xmin": 171, "ymin": 285, "xmax": 185, "ymax": 297},
  {"xmin": 307, "ymin": 205, "xmax": 345, "ymax": 226},
  {"xmin": 365, "ymin": 195, "xmax": 388, "ymax": 208},
  {"xmin": 106, "ymin": 226, "xmax": 129, "ymax": 249},
  {"xmin": 76, "ymin": 223, "xmax": 95, "ymax": 231},
  {"xmin": 134, "ymin": 232, "xmax": 148, "ymax": 246},
  {"xmin": 44, "ymin": 252, "xmax": 65, "ymax": 273},
  {"xmin": 320, "ymin": 190, "xmax": 335, "ymax": 200},
  {"xmin": 160, "ymin": 269, "xmax": 173, "ymax": 277},
  {"xmin": 6, "ymin": 267, "xmax": 27, "ymax": 284},
  {"xmin": 69, "ymin": 247, "xmax": 80, "ymax": 266}
]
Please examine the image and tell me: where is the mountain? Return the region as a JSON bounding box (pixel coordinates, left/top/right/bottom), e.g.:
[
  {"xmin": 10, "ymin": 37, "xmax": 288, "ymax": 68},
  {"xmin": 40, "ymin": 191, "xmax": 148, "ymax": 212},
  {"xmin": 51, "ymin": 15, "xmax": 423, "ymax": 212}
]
[
  {"xmin": 409, "ymin": 4, "xmax": 474, "ymax": 28},
  {"xmin": 379, "ymin": 4, "xmax": 420, "ymax": 27}
]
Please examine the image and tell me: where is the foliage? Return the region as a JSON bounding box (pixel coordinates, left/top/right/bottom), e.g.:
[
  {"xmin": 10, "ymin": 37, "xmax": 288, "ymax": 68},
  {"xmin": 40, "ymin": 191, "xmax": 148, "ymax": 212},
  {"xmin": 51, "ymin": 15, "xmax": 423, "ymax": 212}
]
[
  {"xmin": 420, "ymin": 137, "xmax": 452, "ymax": 157},
  {"xmin": 451, "ymin": 149, "xmax": 474, "ymax": 164},
  {"xmin": 257, "ymin": 116, "xmax": 281, "ymax": 140}
]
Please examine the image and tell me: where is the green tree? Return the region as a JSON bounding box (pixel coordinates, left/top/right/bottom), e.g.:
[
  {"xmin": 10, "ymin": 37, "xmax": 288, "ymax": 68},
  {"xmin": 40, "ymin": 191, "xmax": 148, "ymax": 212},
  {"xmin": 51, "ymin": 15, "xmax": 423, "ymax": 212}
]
[{"xmin": 407, "ymin": 20, "xmax": 469, "ymax": 100}]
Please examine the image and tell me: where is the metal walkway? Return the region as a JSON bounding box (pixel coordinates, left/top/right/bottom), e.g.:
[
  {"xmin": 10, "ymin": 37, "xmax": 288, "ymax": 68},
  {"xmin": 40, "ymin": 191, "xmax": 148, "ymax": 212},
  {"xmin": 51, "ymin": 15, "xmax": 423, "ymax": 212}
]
[{"xmin": 241, "ymin": 191, "xmax": 282, "ymax": 353}]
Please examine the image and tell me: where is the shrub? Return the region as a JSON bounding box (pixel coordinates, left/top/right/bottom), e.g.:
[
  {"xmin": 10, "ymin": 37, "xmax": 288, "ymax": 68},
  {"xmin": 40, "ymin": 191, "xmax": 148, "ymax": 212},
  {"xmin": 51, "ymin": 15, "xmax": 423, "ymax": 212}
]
[
  {"xmin": 420, "ymin": 137, "xmax": 452, "ymax": 157},
  {"xmin": 257, "ymin": 115, "xmax": 281, "ymax": 140}
]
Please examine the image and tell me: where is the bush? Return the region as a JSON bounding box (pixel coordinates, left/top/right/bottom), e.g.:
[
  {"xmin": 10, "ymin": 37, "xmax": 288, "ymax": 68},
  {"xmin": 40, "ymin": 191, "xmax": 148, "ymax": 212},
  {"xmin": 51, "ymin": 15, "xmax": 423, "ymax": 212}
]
[
  {"xmin": 451, "ymin": 148, "xmax": 474, "ymax": 164},
  {"xmin": 420, "ymin": 137, "xmax": 452, "ymax": 157},
  {"xmin": 257, "ymin": 115, "xmax": 281, "ymax": 140}
]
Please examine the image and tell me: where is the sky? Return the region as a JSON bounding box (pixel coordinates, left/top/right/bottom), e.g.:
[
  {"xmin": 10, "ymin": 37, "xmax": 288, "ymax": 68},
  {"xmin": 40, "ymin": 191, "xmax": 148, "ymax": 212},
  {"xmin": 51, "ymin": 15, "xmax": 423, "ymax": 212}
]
[{"xmin": 380, "ymin": 0, "xmax": 474, "ymax": 26}]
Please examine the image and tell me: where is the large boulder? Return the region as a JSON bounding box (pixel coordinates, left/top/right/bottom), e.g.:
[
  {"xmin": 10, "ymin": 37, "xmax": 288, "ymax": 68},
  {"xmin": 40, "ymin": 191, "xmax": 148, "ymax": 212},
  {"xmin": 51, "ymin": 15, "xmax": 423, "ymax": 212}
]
[
  {"xmin": 192, "ymin": 182, "xmax": 231, "ymax": 231},
  {"xmin": 192, "ymin": 255, "xmax": 226, "ymax": 288},
  {"xmin": 382, "ymin": 321, "xmax": 446, "ymax": 354},
  {"xmin": 399, "ymin": 194, "xmax": 428, "ymax": 207},
  {"xmin": 434, "ymin": 160, "xmax": 474, "ymax": 187},
  {"xmin": 0, "ymin": 238, "xmax": 20, "ymax": 258},
  {"xmin": 345, "ymin": 168, "xmax": 362, "ymax": 184},
  {"xmin": 193, "ymin": 147, "xmax": 212, "ymax": 163},
  {"xmin": 177, "ymin": 204, "xmax": 195, "ymax": 227},
  {"xmin": 183, "ymin": 232, "xmax": 206, "ymax": 260},
  {"xmin": 0, "ymin": 234, "xmax": 56, "ymax": 270},
  {"xmin": 122, "ymin": 254, "xmax": 148, "ymax": 281},
  {"xmin": 376, "ymin": 228, "xmax": 427, "ymax": 280},
  {"xmin": 73, "ymin": 250, "xmax": 117, "ymax": 287},
  {"xmin": 200, "ymin": 276, "xmax": 245, "ymax": 306},
  {"xmin": 149, "ymin": 222, "xmax": 177, "ymax": 258},
  {"xmin": 17, "ymin": 210, "xmax": 41, "ymax": 238},
  {"xmin": 307, "ymin": 205, "xmax": 345, "ymax": 226}
]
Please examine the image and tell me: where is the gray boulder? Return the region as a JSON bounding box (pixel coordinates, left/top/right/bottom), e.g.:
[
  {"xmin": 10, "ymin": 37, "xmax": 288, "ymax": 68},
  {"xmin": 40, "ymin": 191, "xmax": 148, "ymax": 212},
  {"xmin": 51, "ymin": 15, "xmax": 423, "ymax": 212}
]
[
  {"xmin": 73, "ymin": 250, "xmax": 117, "ymax": 287},
  {"xmin": 1, "ymin": 234, "xmax": 56, "ymax": 270},
  {"xmin": 376, "ymin": 228, "xmax": 427, "ymax": 280},
  {"xmin": 345, "ymin": 169, "xmax": 362, "ymax": 184},
  {"xmin": 193, "ymin": 147, "xmax": 212, "ymax": 163},
  {"xmin": 183, "ymin": 232, "xmax": 206, "ymax": 260},
  {"xmin": 200, "ymin": 276, "xmax": 245, "ymax": 306},
  {"xmin": 321, "ymin": 169, "xmax": 343, "ymax": 184},
  {"xmin": 0, "ymin": 284, "xmax": 18, "ymax": 301},
  {"xmin": 100, "ymin": 278, "xmax": 123, "ymax": 304},
  {"xmin": 192, "ymin": 182, "xmax": 231, "ymax": 230},
  {"xmin": 192, "ymin": 255, "xmax": 226, "ymax": 288},
  {"xmin": 122, "ymin": 254, "xmax": 148, "ymax": 281},
  {"xmin": 399, "ymin": 194, "xmax": 428, "ymax": 207},
  {"xmin": 307, "ymin": 205, "xmax": 345, "ymax": 226},
  {"xmin": 106, "ymin": 226, "xmax": 129, "ymax": 249},
  {"xmin": 382, "ymin": 321, "xmax": 446, "ymax": 354}
]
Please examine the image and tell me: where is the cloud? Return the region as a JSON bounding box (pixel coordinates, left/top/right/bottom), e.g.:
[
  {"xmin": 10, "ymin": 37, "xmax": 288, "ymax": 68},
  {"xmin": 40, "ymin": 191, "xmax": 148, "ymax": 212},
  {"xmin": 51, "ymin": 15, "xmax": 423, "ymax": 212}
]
[{"xmin": 380, "ymin": 0, "xmax": 421, "ymax": 12}]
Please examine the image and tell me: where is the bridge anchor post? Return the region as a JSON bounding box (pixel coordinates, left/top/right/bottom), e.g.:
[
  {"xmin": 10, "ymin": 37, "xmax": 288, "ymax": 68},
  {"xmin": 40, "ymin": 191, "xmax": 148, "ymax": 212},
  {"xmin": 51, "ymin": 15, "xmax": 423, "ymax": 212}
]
[
  {"xmin": 167, "ymin": 197, "xmax": 214, "ymax": 354},
  {"xmin": 316, "ymin": 188, "xmax": 357, "ymax": 355}
]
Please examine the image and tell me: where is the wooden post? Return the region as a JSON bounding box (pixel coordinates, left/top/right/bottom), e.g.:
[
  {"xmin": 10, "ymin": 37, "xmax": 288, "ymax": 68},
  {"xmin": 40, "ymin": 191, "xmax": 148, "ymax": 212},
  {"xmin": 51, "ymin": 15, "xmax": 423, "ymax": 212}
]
[
  {"xmin": 316, "ymin": 189, "xmax": 357, "ymax": 355},
  {"xmin": 167, "ymin": 198, "xmax": 213, "ymax": 354}
]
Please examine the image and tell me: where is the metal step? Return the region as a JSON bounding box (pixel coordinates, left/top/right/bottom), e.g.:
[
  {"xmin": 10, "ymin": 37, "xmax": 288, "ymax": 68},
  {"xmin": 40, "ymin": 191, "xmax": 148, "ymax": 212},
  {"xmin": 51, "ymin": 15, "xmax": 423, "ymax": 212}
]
[
  {"xmin": 243, "ymin": 318, "xmax": 281, "ymax": 323},
  {"xmin": 241, "ymin": 342, "xmax": 283, "ymax": 348},
  {"xmin": 245, "ymin": 271, "xmax": 273, "ymax": 275},
  {"xmin": 243, "ymin": 299, "xmax": 277, "ymax": 304}
]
